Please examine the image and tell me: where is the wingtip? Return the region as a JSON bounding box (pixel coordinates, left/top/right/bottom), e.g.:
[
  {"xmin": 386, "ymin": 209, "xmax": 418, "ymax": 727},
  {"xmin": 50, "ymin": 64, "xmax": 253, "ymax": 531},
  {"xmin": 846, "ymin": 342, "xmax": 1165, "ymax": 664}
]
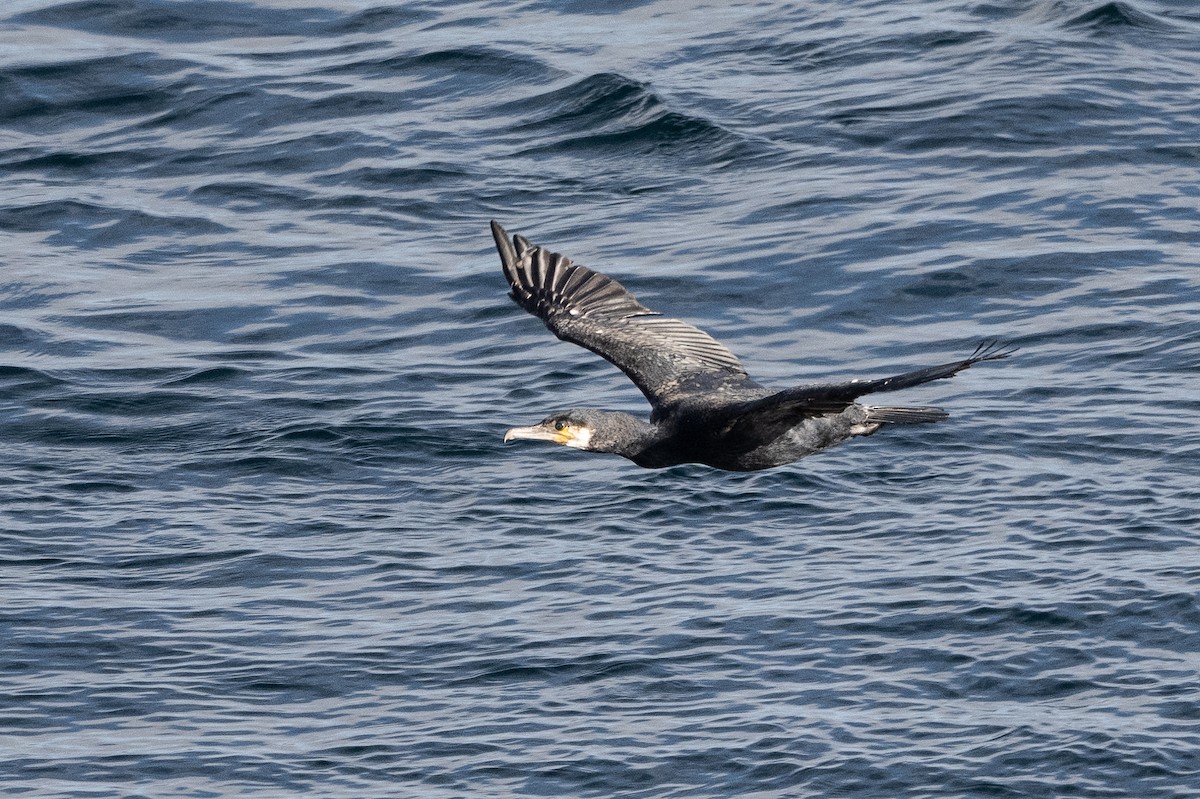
[
  {"xmin": 969, "ymin": 340, "xmax": 1019, "ymax": 364},
  {"xmin": 490, "ymin": 220, "xmax": 518, "ymax": 270}
]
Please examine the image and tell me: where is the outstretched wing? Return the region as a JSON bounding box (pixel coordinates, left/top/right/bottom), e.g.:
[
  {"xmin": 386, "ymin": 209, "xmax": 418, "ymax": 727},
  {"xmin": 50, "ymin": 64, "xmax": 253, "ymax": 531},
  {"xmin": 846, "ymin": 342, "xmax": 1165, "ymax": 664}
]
[
  {"xmin": 721, "ymin": 341, "xmax": 1016, "ymax": 444},
  {"xmin": 492, "ymin": 221, "xmax": 751, "ymax": 409}
]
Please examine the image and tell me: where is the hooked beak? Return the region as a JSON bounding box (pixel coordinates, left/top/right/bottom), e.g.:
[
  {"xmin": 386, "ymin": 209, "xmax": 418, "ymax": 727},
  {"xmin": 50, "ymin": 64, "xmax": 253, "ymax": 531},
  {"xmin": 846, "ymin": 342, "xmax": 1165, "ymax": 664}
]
[{"xmin": 503, "ymin": 423, "xmax": 568, "ymax": 445}]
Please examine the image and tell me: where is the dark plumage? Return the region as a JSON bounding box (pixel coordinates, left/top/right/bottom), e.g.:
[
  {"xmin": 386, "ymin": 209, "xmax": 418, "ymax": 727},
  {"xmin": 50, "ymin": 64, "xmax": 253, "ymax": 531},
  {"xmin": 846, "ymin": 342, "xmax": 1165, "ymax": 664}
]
[{"xmin": 493, "ymin": 221, "xmax": 1013, "ymax": 471}]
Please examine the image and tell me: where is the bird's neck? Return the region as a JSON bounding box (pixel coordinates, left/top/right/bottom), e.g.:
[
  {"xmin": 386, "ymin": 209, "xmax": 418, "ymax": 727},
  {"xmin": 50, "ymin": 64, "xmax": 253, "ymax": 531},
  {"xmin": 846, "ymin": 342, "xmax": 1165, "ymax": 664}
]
[{"xmin": 589, "ymin": 412, "xmax": 663, "ymax": 461}]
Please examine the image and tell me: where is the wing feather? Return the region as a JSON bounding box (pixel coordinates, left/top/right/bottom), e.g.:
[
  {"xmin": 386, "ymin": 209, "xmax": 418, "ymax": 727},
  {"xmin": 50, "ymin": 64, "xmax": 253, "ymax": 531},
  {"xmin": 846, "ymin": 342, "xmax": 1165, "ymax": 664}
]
[
  {"xmin": 491, "ymin": 221, "xmax": 750, "ymax": 408},
  {"xmin": 721, "ymin": 342, "xmax": 1016, "ymax": 444}
]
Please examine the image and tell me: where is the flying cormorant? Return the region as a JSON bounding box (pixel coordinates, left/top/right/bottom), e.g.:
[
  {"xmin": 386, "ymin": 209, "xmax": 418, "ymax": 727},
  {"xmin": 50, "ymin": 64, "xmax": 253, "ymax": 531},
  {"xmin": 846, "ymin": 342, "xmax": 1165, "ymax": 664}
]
[{"xmin": 492, "ymin": 221, "xmax": 1012, "ymax": 471}]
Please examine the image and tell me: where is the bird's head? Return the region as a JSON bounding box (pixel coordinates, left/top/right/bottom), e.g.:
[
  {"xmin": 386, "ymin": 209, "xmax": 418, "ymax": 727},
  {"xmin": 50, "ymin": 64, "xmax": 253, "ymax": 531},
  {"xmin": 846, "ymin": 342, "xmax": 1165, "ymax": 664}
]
[
  {"xmin": 502, "ymin": 409, "xmax": 655, "ymax": 456},
  {"xmin": 503, "ymin": 410, "xmax": 599, "ymax": 450}
]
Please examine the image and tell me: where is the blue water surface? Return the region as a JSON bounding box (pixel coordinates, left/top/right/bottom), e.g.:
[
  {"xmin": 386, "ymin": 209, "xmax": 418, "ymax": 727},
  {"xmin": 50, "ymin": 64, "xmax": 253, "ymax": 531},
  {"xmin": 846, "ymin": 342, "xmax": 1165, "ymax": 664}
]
[{"xmin": 2, "ymin": 1, "xmax": 1199, "ymax": 797}]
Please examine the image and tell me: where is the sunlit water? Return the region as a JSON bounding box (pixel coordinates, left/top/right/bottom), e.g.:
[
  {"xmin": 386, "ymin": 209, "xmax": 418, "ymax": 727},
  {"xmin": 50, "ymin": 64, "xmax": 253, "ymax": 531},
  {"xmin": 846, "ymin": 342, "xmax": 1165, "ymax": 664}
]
[{"xmin": 2, "ymin": 1, "xmax": 1199, "ymax": 797}]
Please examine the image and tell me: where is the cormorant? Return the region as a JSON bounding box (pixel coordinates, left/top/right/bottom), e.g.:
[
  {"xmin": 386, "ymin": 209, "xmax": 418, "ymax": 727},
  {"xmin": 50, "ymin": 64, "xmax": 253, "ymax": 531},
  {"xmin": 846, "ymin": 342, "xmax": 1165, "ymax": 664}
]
[{"xmin": 492, "ymin": 221, "xmax": 1012, "ymax": 471}]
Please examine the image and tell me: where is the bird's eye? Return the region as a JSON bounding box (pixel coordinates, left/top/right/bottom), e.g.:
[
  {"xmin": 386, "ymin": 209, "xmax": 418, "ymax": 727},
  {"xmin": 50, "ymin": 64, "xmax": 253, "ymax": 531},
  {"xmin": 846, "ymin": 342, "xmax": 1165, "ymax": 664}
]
[{"xmin": 553, "ymin": 420, "xmax": 567, "ymax": 431}]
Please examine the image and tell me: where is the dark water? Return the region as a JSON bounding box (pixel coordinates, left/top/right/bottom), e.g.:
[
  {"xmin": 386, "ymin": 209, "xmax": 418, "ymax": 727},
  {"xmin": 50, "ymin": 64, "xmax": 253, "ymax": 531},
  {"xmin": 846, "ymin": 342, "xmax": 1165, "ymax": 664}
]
[{"xmin": 3, "ymin": 0, "xmax": 1199, "ymax": 796}]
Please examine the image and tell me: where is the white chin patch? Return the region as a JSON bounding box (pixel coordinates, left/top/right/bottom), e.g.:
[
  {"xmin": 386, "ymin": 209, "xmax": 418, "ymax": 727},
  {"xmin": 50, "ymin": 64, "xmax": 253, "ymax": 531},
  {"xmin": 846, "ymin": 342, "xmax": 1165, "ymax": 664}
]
[{"xmin": 564, "ymin": 427, "xmax": 594, "ymax": 450}]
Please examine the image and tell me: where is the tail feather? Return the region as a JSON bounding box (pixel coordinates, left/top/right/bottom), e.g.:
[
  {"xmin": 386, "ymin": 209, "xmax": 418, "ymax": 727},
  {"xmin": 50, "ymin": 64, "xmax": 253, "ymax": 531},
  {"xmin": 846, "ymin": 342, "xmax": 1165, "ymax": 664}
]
[{"xmin": 864, "ymin": 405, "xmax": 949, "ymax": 425}]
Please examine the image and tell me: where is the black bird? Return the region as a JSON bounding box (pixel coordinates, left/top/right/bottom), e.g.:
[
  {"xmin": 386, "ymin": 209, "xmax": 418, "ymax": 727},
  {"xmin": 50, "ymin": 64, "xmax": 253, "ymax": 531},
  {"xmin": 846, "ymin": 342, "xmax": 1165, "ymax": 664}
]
[{"xmin": 493, "ymin": 221, "xmax": 1012, "ymax": 471}]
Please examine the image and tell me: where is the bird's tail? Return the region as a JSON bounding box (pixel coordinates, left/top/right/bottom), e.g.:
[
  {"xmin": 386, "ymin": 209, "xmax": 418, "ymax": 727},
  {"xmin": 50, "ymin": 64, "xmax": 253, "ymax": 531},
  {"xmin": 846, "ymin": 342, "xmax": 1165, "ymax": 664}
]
[{"xmin": 863, "ymin": 405, "xmax": 949, "ymax": 425}]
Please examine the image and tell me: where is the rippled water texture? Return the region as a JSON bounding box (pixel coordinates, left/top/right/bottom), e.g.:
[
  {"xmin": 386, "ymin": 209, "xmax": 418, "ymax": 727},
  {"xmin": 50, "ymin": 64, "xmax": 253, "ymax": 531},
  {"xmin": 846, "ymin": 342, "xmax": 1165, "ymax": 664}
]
[{"xmin": 2, "ymin": 1, "xmax": 1199, "ymax": 797}]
